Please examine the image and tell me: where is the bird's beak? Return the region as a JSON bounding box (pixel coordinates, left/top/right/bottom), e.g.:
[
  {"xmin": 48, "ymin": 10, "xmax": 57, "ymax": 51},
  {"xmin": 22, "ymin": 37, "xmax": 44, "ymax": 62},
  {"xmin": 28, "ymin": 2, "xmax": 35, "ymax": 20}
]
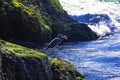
[{"xmin": 64, "ymin": 36, "xmax": 67, "ymax": 39}]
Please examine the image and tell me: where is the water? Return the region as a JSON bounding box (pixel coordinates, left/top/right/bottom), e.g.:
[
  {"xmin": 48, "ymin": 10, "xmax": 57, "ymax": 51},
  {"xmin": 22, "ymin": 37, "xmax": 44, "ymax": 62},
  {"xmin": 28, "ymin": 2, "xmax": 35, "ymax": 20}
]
[
  {"xmin": 60, "ymin": 0, "xmax": 120, "ymax": 36},
  {"xmin": 38, "ymin": 0, "xmax": 120, "ymax": 80},
  {"xmin": 45, "ymin": 32, "xmax": 120, "ymax": 80}
]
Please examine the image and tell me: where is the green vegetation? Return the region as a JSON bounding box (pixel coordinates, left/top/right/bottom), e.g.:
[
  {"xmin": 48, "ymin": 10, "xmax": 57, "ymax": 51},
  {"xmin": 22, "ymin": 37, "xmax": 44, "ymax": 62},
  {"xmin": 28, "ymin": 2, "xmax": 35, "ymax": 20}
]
[
  {"xmin": 50, "ymin": 58, "xmax": 84, "ymax": 80},
  {"xmin": 0, "ymin": 40, "xmax": 47, "ymax": 58}
]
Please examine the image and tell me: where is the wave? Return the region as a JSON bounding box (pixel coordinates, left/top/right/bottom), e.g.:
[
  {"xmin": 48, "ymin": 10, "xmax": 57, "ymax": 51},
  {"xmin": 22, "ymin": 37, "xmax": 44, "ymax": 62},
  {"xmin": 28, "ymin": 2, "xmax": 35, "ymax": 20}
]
[
  {"xmin": 71, "ymin": 13, "xmax": 120, "ymax": 36},
  {"xmin": 60, "ymin": 0, "xmax": 120, "ymax": 36}
]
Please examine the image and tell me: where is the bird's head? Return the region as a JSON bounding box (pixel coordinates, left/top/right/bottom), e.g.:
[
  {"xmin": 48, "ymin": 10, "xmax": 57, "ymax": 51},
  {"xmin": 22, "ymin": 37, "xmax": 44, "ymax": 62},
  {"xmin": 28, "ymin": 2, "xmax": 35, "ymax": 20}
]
[
  {"xmin": 57, "ymin": 34, "xmax": 67, "ymax": 39},
  {"xmin": 63, "ymin": 35, "xmax": 67, "ymax": 39}
]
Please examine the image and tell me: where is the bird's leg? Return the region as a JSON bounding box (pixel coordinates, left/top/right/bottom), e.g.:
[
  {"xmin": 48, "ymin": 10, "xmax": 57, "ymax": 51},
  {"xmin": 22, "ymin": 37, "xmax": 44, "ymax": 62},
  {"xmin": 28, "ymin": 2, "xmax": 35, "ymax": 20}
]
[
  {"xmin": 52, "ymin": 50, "xmax": 56, "ymax": 58},
  {"xmin": 55, "ymin": 45, "xmax": 59, "ymax": 49}
]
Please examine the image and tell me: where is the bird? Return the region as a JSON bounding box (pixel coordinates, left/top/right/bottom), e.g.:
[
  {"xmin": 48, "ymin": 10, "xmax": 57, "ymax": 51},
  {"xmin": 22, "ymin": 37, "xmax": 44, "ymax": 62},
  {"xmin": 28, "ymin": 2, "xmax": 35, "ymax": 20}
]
[{"xmin": 45, "ymin": 34, "xmax": 67, "ymax": 49}]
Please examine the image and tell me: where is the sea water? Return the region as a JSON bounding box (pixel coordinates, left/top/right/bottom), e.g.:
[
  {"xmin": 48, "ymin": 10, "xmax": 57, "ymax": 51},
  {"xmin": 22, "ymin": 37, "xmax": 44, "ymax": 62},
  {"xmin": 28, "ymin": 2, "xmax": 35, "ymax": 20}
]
[{"xmin": 48, "ymin": 0, "xmax": 120, "ymax": 80}]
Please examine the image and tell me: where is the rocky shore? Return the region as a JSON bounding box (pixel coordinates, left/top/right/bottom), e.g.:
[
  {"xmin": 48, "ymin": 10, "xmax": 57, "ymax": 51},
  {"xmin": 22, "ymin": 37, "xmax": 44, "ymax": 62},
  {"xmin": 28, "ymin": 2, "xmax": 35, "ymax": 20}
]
[
  {"xmin": 0, "ymin": 0, "xmax": 99, "ymax": 80},
  {"xmin": 0, "ymin": 0, "xmax": 98, "ymax": 44},
  {"xmin": 0, "ymin": 40, "xmax": 84, "ymax": 80}
]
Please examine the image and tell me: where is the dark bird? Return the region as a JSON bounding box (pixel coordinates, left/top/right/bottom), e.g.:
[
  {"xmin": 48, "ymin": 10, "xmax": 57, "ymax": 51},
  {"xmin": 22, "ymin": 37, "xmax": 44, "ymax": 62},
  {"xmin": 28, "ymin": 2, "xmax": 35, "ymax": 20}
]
[{"xmin": 45, "ymin": 34, "xmax": 67, "ymax": 49}]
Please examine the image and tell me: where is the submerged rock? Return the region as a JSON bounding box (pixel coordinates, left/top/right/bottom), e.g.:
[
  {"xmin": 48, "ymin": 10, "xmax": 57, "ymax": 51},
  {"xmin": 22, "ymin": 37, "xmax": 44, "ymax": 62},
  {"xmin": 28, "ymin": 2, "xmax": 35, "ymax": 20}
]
[{"xmin": 0, "ymin": 40, "xmax": 84, "ymax": 80}]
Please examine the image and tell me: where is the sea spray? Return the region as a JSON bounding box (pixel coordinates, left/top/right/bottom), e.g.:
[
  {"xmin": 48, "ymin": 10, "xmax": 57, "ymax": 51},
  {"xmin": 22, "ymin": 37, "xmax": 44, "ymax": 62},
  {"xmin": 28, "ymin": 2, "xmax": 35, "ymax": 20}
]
[{"xmin": 60, "ymin": 0, "xmax": 120, "ymax": 36}]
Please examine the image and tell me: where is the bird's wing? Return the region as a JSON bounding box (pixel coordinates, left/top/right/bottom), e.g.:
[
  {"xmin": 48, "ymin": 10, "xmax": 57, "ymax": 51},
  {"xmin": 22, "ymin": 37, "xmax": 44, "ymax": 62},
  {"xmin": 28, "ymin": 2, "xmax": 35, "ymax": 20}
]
[{"xmin": 46, "ymin": 37, "xmax": 62, "ymax": 49}]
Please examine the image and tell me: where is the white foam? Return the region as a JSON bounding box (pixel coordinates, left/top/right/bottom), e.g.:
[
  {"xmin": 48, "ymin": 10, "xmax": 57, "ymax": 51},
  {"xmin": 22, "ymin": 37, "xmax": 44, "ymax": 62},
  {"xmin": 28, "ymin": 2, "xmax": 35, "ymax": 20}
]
[
  {"xmin": 60, "ymin": 0, "xmax": 120, "ymax": 35},
  {"xmin": 88, "ymin": 24, "xmax": 111, "ymax": 36}
]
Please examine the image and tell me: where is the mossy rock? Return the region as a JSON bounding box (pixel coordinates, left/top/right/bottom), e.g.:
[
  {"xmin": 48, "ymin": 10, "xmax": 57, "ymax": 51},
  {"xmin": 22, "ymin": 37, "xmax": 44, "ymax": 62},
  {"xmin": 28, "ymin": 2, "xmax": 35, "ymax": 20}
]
[
  {"xmin": 0, "ymin": 0, "xmax": 98, "ymax": 44},
  {"xmin": 0, "ymin": 0, "xmax": 52, "ymax": 43},
  {"xmin": 0, "ymin": 40, "xmax": 54, "ymax": 80},
  {"xmin": 50, "ymin": 58, "xmax": 84, "ymax": 80},
  {"xmin": 47, "ymin": 0, "xmax": 65, "ymax": 13},
  {"xmin": 0, "ymin": 39, "xmax": 47, "ymax": 58}
]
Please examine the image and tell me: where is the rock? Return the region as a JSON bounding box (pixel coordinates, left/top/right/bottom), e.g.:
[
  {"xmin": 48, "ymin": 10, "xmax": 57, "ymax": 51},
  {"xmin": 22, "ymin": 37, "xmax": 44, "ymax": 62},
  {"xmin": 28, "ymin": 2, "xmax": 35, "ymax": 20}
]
[
  {"xmin": 66, "ymin": 23, "xmax": 98, "ymax": 42},
  {"xmin": 0, "ymin": 0, "xmax": 98, "ymax": 44},
  {"xmin": 0, "ymin": 40, "xmax": 53, "ymax": 80},
  {"xmin": 0, "ymin": 40, "xmax": 84, "ymax": 80},
  {"xmin": 0, "ymin": 48, "xmax": 2, "ymax": 80},
  {"xmin": 0, "ymin": 0, "xmax": 52, "ymax": 43},
  {"xmin": 50, "ymin": 58, "xmax": 84, "ymax": 80}
]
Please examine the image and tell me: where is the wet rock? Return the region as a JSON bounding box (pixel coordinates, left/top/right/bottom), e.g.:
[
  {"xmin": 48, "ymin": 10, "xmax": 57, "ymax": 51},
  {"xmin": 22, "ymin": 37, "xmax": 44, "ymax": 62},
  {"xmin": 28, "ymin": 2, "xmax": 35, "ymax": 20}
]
[{"xmin": 66, "ymin": 23, "xmax": 98, "ymax": 41}]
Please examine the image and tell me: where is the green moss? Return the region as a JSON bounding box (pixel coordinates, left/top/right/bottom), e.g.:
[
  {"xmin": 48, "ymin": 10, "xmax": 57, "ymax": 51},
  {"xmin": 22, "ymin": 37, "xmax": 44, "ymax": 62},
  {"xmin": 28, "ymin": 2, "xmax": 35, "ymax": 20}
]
[
  {"xmin": 49, "ymin": 0, "xmax": 64, "ymax": 13},
  {"xmin": 0, "ymin": 0, "xmax": 52, "ymax": 43},
  {"xmin": 12, "ymin": 0, "xmax": 51, "ymax": 30},
  {"xmin": 0, "ymin": 40, "xmax": 47, "ymax": 58},
  {"xmin": 50, "ymin": 58, "xmax": 84, "ymax": 80},
  {"xmin": 11, "ymin": 0, "xmax": 34, "ymax": 15}
]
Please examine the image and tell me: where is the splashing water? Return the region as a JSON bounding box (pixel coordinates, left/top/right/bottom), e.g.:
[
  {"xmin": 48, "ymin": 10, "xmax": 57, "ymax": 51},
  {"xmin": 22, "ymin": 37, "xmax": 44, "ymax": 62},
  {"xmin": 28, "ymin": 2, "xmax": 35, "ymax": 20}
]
[{"xmin": 60, "ymin": 0, "xmax": 120, "ymax": 36}]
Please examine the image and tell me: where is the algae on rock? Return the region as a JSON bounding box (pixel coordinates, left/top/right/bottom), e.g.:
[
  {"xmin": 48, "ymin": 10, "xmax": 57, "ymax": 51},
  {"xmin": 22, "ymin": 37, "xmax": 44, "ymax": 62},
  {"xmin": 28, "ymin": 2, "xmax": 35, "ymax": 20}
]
[
  {"xmin": 0, "ymin": 0, "xmax": 52, "ymax": 43},
  {"xmin": 0, "ymin": 40, "xmax": 84, "ymax": 80},
  {"xmin": 50, "ymin": 58, "xmax": 84, "ymax": 80},
  {"xmin": 0, "ymin": 40, "xmax": 53, "ymax": 80},
  {"xmin": 0, "ymin": 0, "xmax": 98, "ymax": 44}
]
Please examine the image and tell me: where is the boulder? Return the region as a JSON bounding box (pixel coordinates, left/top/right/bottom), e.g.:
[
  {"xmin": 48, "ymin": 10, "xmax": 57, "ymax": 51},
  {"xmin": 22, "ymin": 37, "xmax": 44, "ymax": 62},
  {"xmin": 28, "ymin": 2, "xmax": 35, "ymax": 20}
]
[
  {"xmin": 0, "ymin": 40, "xmax": 84, "ymax": 80},
  {"xmin": 0, "ymin": 40, "xmax": 53, "ymax": 80},
  {"xmin": 50, "ymin": 58, "xmax": 84, "ymax": 80},
  {"xmin": 0, "ymin": 0, "xmax": 98, "ymax": 44}
]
